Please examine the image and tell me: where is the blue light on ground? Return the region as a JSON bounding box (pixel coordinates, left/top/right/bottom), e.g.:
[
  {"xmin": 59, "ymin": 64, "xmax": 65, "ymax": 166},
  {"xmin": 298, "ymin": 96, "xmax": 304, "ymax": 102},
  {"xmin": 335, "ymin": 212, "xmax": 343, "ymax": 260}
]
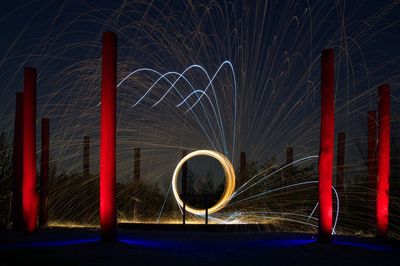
[
  {"xmin": 118, "ymin": 236, "xmax": 317, "ymax": 249},
  {"xmin": 1, "ymin": 235, "xmax": 396, "ymax": 254},
  {"xmin": 256, "ymin": 238, "xmax": 317, "ymax": 247},
  {"xmin": 118, "ymin": 237, "xmax": 169, "ymax": 248}
]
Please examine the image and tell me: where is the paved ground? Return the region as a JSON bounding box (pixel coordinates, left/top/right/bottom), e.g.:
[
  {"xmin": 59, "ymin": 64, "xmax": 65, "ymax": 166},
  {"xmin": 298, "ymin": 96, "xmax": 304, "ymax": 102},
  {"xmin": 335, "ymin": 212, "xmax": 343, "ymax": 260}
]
[{"xmin": 0, "ymin": 227, "xmax": 399, "ymax": 265}]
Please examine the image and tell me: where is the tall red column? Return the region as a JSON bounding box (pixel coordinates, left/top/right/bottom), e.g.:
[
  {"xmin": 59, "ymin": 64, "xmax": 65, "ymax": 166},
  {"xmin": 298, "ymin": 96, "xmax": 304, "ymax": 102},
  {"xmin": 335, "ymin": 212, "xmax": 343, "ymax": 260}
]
[
  {"xmin": 23, "ymin": 67, "xmax": 38, "ymax": 233},
  {"xmin": 39, "ymin": 118, "xmax": 49, "ymax": 228},
  {"xmin": 336, "ymin": 132, "xmax": 345, "ymax": 212},
  {"xmin": 318, "ymin": 49, "xmax": 334, "ymax": 242},
  {"xmin": 100, "ymin": 31, "xmax": 117, "ymax": 241},
  {"xmin": 367, "ymin": 111, "xmax": 377, "ymax": 226},
  {"xmin": 376, "ymin": 84, "xmax": 390, "ymax": 238},
  {"xmin": 12, "ymin": 92, "xmax": 24, "ymax": 230}
]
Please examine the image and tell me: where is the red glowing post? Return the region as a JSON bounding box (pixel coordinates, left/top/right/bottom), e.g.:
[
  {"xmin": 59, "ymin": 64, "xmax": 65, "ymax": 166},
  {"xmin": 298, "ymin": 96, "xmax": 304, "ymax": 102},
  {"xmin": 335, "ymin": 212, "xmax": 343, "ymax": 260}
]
[
  {"xmin": 12, "ymin": 92, "xmax": 24, "ymax": 230},
  {"xmin": 376, "ymin": 84, "xmax": 390, "ymax": 238},
  {"xmin": 367, "ymin": 111, "xmax": 377, "ymax": 225},
  {"xmin": 336, "ymin": 132, "xmax": 345, "ymax": 212},
  {"xmin": 39, "ymin": 118, "xmax": 49, "ymax": 228},
  {"xmin": 100, "ymin": 31, "xmax": 117, "ymax": 241},
  {"xmin": 318, "ymin": 49, "xmax": 334, "ymax": 242},
  {"xmin": 23, "ymin": 67, "xmax": 39, "ymax": 233}
]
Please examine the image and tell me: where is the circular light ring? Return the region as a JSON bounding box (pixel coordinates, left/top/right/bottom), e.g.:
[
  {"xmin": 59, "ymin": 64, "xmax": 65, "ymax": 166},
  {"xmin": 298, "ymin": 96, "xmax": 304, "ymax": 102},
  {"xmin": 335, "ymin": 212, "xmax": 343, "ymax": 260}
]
[{"xmin": 172, "ymin": 150, "xmax": 236, "ymax": 215}]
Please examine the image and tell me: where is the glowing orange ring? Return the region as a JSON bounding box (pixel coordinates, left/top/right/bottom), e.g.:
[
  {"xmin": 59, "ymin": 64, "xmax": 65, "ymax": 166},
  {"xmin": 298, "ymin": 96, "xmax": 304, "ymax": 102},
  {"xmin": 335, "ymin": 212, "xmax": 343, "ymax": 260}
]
[{"xmin": 172, "ymin": 150, "xmax": 236, "ymax": 215}]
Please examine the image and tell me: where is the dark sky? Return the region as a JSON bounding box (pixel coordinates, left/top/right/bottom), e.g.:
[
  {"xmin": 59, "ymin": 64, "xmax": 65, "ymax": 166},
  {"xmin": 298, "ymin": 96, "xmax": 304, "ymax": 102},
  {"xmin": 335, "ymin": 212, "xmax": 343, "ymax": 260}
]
[{"xmin": 0, "ymin": 0, "xmax": 399, "ymax": 186}]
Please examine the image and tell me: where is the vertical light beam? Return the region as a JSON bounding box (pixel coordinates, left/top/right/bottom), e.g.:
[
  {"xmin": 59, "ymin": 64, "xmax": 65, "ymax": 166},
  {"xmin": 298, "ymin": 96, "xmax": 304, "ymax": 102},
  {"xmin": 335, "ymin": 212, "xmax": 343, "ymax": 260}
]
[
  {"xmin": 318, "ymin": 49, "xmax": 334, "ymax": 242},
  {"xmin": 376, "ymin": 84, "xmax": 390, "ymax": 238},
  {"xmin": 23, "ymin": 67, "xmax": 38, "ymax": 233},
  {"xmin": 39, "ymin": 118, "xmax": 49, "ymax": 228},
  {"xmin": 100, "ymin": 31, "xmax": 117, "ymax": 241}
]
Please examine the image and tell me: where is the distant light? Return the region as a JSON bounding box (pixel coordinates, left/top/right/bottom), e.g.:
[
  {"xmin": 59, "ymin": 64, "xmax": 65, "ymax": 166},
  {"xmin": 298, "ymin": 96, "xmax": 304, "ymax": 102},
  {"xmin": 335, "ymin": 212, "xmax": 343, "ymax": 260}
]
[{"xmin": 172, "ymin": 150, "xmax": 236, "ymax": 215}]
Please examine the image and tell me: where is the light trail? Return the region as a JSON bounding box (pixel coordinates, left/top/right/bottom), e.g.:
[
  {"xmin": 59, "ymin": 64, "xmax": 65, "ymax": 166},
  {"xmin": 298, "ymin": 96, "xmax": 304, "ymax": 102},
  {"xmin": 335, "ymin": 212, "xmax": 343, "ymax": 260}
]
[
  {"xmin": 116, "ymin": 61, "xmax": 237, "ymax": 159},
  {"xmin": 230, "ymin": 180, "xmax": 340, "ymax": 234},
  {"xmin": 232, "ymin": 155, "xmax": 319, "ymax": 198},
  {"xmin": 171, "ymin": 150, "xmax": 236, "ymax": 215}
]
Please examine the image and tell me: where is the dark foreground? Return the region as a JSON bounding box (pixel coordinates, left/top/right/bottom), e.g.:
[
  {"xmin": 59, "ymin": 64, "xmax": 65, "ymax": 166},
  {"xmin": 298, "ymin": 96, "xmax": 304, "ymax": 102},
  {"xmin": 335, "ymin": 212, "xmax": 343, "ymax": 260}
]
[{"xmin": 0, "ymin": 227, "xmax": 399, "ymax": 265}]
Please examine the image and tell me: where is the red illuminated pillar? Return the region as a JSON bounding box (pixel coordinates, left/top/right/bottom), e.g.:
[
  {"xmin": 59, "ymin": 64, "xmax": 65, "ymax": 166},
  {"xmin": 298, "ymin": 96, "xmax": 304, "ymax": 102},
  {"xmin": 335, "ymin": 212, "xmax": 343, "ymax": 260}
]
[
  {"xmin": 100, "ymin": 31, "xmax": 117, "ymax": 241},
  {"xmin": 318, "ymin": 49, "xmax": 334, "ymax": 242},
  {"xmin": 336, "ymin": 132, "xmax": 345, "ymax": 212},
  {"xmin": 23, "ymin": 67, "xmax": 38, "ymax": 234},
  {"xmin": 39, "ymin": 118, "xmax": 49, "ymax": 228},
  {"xmin": 367, "ymin": 111, "xmax": 377, "ymax": 225},
  {"xmin": 376, "ymin": 84, "xmax": 390, "ymax": 238},
  {"xmin": 12, "ymin": 92, "xmax": 23, "ymax": 231}
]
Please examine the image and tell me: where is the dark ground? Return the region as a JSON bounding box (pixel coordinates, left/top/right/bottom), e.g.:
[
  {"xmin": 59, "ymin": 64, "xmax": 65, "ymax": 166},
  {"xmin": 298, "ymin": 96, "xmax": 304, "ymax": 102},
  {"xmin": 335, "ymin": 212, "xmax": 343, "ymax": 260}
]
[{"xmin": 0, "ymin": 226, "xmax": 399, "ymax": 265}]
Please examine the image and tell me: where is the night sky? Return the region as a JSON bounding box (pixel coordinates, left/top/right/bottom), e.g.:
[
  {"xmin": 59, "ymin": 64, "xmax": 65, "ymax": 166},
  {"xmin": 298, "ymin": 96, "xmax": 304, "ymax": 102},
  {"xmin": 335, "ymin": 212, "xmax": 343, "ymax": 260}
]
[{"xmin": 0, "ymin": 0, "xmax": 399, "ymax": 187}]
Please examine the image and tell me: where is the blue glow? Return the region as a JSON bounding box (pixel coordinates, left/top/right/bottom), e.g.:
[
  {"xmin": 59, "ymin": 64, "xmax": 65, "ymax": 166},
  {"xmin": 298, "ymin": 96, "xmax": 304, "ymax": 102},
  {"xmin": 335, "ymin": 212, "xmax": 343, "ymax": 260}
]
[
  {"xmin": 118, "ymin": 236, "xmax": 316, "ymax": 250},
  {"xmin": 118, "ymin": 237, "xmax": 168, "ymax": 248},
  {"xmin": 0, "ymin": 238, "xmax": 100, "ymax": 249},
  {"xmin": 258, "ymin": 238, "xmax": 316, "ymax": 246},
  {"xmin": 332, "ymin": 240, "xmax": 396, "ymax": 252}
]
